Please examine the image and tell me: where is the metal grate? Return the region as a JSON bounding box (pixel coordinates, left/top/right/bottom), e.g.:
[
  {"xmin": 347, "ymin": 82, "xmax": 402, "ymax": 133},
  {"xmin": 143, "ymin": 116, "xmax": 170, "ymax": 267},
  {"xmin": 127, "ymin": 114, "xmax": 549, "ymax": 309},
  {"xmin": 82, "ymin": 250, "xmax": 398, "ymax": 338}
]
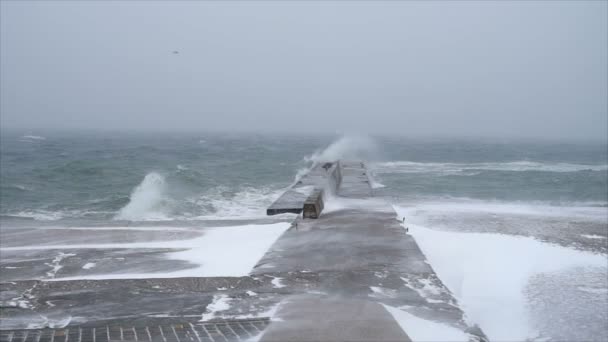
[{"xmin": 0, "ymin": 319, "xmax": 270, "ymax": 342}]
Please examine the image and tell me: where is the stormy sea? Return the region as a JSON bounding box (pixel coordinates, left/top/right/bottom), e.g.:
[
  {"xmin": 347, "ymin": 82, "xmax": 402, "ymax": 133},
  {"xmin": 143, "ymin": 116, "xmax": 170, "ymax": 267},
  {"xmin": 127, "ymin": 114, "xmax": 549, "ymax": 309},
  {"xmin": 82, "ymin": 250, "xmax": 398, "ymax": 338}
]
[{"xmin": 1, "ymin": 131, "xmax": 607, "ymax": 341}]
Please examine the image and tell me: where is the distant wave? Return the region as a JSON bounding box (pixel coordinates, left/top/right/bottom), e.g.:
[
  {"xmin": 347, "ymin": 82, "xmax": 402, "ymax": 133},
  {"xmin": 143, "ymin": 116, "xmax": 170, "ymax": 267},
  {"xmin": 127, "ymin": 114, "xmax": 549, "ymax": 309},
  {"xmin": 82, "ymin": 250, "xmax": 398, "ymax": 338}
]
[
  {"xmin": 20, "ymin": 135, "xmax": 46, "ymax": 141},
  {"xmin": 2, "ymin": 210, "xmax": 66, "ymax": 221},
  {"xmin": 1, "ymin": 184, "xmax": 32, "ymax": 192},
  {"xmin": 373, "ymin": 161, "xmax": 608, "ymax": 174}
]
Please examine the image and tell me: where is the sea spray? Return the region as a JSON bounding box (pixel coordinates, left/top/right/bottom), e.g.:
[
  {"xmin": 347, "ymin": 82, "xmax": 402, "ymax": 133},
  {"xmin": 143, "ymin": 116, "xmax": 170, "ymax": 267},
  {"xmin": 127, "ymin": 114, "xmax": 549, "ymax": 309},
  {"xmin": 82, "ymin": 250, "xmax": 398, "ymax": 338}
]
[
  {"xmin": 115, "ymin": 172, "xmax": 169, "ymax": 221},
  {"xmin": 305, "ymin": 135, "xmax": 380, "ymax": 164},
  {"xmin": 293, "ymin": 134, "xmax": 381, "ymax": 186}
]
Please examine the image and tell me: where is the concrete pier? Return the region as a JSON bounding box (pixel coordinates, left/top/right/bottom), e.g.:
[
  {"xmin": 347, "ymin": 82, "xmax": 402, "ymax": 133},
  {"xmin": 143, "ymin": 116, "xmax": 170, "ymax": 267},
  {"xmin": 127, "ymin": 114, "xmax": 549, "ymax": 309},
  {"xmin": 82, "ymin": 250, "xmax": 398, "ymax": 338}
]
[
  {"xmin": 0, "ymin": 160, "xmax": 484, "ymax": 342},
  {"xmin": 266, "ymin": 161, "xmax": 341, "ymax": 217}
]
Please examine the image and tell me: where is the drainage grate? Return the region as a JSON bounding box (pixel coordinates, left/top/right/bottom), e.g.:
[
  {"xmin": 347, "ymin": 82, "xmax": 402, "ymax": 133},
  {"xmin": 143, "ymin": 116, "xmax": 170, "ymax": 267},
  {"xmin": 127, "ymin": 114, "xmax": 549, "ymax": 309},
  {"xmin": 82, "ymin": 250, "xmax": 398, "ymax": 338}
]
[{"xmin": 0, "ymin": 319, "xmax": 270, "ymax": 342}]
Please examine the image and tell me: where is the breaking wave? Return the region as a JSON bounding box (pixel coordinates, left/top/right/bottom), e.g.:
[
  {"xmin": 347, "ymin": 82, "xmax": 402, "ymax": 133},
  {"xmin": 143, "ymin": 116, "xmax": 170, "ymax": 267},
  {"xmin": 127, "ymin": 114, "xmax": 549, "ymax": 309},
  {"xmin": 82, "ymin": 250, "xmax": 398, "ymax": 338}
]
[
  {"xmin": 115, "ymin": 173, "xmax": 170, "ymax": 221},
  {"xmin": 373, "ymin": 161, "xmax": 608, "ymax": 175}
]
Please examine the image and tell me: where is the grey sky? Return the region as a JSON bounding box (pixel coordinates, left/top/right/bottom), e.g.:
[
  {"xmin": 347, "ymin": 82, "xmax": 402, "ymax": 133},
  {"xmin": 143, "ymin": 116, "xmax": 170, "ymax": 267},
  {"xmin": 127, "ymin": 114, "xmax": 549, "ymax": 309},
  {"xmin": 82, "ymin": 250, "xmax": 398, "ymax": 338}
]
[{"xmin": 1, "ymin": 1, "xmax": 606, "ymax": 141}]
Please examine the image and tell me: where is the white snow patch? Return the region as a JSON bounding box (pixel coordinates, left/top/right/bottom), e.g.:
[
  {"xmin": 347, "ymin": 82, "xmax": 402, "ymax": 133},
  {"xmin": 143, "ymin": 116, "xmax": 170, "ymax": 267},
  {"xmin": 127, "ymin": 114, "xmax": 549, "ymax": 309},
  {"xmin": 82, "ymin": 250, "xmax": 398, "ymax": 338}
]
[
  {"xmin": 394, "ymin": 205, "xmax": 607, "ymax": 341},
  {"xmin": 382, "ymin": 304, "xmax": 469, "ymax": 341},
  {"xmin": 397, "ymin": 201, "xmax": 607, "ymax": 222},
  {"xmin": 370, "ymin": 286, "xmax": 383, "ymax": 294},
  {"xmin": 201, "ymin": 294, "xmax": 232, "ymax": 321},
  {"xmin": 6, "ymin": 300, "xmax": 32, "ymax": 309},
  {"xmin": 271, "ymin": 277, "xmax": 286, "ymax": 288},
  {"xmin": 369, "ymin": 286, "xmax": 397, "ymax": 298},
  {"xmin": 581, "ymin": 234, "xmax": 606, "ymax": 240},
  {"xmin": 82, "ymin": 263, "xmax": 96, "ymax": 270},
  {"xmin": 23, "ymin": 223, "xmax": 291, "ymax": 280},
  {"xmin": 401, "ymin": 277, "xmax": 446, "ymax": 304},
  {"xmin": 45, "ymin": 252, "xmax": 76, "ymax": 278}
]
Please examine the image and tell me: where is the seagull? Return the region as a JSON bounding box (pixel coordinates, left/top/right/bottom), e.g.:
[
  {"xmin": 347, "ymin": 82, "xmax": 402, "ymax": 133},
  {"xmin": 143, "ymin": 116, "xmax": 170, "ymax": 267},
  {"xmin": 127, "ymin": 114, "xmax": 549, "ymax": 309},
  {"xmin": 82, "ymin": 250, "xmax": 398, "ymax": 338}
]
[{"xmin": 172, "ymin": 50, "xmax": 179, "ymax": 55}]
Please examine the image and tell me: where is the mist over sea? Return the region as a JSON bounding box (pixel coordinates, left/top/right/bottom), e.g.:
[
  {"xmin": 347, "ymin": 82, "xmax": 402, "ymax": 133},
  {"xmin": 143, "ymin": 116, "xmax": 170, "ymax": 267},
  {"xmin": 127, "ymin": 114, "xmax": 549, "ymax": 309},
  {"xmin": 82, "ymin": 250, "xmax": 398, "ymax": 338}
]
[{"xmin": 1, "ymin": 131, "xmax": 606, "ymax": 225}]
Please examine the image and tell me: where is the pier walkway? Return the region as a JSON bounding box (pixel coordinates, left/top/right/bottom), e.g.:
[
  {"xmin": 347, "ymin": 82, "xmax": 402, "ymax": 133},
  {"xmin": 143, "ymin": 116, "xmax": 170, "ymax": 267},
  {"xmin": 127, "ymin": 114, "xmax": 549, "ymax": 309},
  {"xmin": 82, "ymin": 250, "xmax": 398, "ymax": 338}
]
[{"xmin": 1, "ymin": 161, "xmax": 482, "ymax": 342}]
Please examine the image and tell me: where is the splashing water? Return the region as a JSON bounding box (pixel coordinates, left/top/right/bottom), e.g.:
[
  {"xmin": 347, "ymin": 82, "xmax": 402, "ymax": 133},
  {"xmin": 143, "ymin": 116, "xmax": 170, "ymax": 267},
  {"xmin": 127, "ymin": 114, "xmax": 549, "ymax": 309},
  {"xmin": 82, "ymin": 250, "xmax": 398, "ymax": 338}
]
[
  {"xmin": 115, "ymin": 173, "xmax": 169, "ymax": 221},
  {"xmin": 305, "ymin": 135, "xmax": 380, "ymax": 164}
]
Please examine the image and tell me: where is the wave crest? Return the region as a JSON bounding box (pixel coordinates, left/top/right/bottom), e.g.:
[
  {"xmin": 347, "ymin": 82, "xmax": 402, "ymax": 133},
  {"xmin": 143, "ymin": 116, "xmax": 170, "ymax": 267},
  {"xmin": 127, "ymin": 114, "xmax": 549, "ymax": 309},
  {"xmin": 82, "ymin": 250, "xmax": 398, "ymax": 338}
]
[{"xmin": 115, "ymin": 172, "xmax": 169, "ymax": 221}]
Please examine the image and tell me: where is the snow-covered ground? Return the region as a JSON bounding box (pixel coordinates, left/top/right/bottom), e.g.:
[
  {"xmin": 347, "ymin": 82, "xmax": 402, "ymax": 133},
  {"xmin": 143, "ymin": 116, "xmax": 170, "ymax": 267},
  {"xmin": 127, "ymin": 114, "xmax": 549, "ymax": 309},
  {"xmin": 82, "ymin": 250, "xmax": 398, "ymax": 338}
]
[
  {"xmin": 383, "ymin": 304, "xmax": 470, "ymax": 342},
  {"xmin": 394, "ymin": 204, "xmax": 608, "ymax": 341},
  {"xmin": 2, "ymin": 223, "xmax": 291, "ymax": 280}
]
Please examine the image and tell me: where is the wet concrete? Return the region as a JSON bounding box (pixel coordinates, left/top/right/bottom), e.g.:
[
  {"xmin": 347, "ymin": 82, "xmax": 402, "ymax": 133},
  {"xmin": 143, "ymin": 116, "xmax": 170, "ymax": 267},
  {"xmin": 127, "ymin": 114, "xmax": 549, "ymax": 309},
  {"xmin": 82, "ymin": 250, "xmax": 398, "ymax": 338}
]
[
  {"xmin": 1, "ymin": 161, "xmax": 483, "ymax": 341},
  {"xmin": 260, "ymin": 295, "xmax": 411, "ymax": 342}
]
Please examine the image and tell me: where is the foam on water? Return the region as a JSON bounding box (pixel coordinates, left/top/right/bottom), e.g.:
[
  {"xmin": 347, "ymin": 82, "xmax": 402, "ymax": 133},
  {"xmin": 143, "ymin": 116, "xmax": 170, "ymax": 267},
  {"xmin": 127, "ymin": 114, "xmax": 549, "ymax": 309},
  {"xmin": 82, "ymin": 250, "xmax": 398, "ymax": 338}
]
[
  {"xmin": 187, "ymin": 186, "xmax": 290, "ymax": 220},
  {"xmin": 115, "ymin": 172, "xmax": 170, "ymax": 221},
  {"xmin": 373, "ymin": 160, "xmax": 608, "ymax": 174}
]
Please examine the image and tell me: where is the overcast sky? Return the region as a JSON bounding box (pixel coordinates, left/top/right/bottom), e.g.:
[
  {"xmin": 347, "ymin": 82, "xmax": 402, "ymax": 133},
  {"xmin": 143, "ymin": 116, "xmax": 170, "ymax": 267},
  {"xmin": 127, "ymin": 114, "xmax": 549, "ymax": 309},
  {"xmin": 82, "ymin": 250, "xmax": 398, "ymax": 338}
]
[{"xmin": 1, "ymin": 1, "xmax": 606, "ymax": 140}]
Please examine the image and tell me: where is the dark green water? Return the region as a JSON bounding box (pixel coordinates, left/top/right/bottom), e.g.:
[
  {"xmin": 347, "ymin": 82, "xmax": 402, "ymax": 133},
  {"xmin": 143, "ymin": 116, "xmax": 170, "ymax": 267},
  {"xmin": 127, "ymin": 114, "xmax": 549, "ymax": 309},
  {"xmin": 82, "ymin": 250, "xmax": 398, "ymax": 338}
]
[{"xmin": 1, "ymin": 131, "xmax": 606, "ymax": 223}]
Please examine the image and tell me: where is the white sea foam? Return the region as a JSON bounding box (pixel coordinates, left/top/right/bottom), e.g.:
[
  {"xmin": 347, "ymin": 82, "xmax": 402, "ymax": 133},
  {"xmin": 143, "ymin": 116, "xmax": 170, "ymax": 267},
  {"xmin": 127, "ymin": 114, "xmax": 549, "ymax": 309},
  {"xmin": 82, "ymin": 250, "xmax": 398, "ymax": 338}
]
[
  {"xmin": 20, "ymin": 135, "xmax": 46, "ymax": 141},
  {"xmin": 394, "ymin": 205, "xmax": 607, "ymax": 341},
  {"xmin": 191, "ymin": 186, "xmax": 289, "ymax": 220},
  {"xmin": 8, "ymin": 210, "xmax": 66, "ymax": 221},
  {"xmin": 373, "ymin": 160, "xmax": 608, "ymax": 174},
  {"xmin": 115, "ymin": 173, "xmax": 169, "ymax": 221}
]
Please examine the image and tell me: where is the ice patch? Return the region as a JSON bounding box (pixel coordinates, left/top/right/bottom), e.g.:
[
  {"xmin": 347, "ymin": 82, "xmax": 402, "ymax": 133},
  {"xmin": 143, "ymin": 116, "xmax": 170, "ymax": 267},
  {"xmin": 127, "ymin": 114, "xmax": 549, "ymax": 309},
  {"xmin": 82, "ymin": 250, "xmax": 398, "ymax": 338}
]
[{"xmin": 382, "ymin": 304, "xmax": 470, "ymax": 341}]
